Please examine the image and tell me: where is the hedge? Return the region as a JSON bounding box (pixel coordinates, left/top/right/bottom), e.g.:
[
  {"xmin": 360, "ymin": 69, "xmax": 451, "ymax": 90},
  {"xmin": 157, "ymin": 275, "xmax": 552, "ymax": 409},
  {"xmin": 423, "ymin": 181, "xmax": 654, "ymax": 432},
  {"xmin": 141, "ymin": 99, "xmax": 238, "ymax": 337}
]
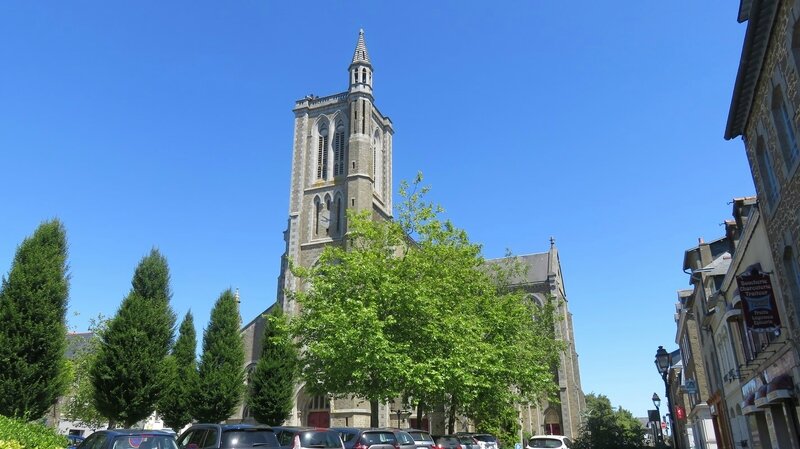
[{"xmin": 0, "ymin": 415, "xmax": 67, "ymax": 449}]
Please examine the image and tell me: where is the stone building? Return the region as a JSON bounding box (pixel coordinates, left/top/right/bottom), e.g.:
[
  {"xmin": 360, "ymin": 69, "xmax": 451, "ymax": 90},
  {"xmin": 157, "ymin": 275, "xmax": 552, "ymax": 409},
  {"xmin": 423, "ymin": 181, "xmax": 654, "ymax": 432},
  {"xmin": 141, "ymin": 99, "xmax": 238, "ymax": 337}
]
[
  {"xmin": 237, "ymin": 31, "xmax": 584, "ymax": 436},
  {"xmin": 724, "ymin": 0, "xmax": 800, "ymax": 445}
]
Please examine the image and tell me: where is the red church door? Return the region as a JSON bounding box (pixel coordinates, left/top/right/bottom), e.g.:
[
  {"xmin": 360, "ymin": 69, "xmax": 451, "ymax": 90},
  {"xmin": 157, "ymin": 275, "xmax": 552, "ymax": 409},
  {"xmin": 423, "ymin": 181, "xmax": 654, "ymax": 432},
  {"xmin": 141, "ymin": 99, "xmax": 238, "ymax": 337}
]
[{"xmin": 307, "ymin": 411, "xmax": 330, "ymax": 428}]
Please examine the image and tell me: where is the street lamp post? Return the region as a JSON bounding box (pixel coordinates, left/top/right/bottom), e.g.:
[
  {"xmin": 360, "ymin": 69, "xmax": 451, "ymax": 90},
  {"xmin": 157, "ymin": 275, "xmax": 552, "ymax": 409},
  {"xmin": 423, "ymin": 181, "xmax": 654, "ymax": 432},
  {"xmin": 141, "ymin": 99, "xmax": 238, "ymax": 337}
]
[
  {"xmin": 652, "ymin": 393, "xmax": 663, "ymax": 446},
  {"xmin": 654, "ymin": 346, "xmax": 680, "ymax": 449}
]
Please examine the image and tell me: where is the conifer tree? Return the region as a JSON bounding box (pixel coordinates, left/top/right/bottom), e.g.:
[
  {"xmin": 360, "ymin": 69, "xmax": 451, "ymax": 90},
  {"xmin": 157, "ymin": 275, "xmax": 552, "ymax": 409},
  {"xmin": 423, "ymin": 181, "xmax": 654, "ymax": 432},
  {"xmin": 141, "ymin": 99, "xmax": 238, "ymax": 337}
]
[
  {"xmin": 195, "ymin": 289, "xmax": 245, "ymax": 423},
  {"xmin": 247, "ymin": 307, "xmax": 298, "ymax": 425},
  {"xmin": 157, "ymin": 311, "xmax": 198, "ymax": 430},
  {"xmin": 90, "ymin": 249, "xmax": 176, "ymax": 427},
  {"xmin": 0, "ymin": 219, "xmax": 70, "ymax": 419}
]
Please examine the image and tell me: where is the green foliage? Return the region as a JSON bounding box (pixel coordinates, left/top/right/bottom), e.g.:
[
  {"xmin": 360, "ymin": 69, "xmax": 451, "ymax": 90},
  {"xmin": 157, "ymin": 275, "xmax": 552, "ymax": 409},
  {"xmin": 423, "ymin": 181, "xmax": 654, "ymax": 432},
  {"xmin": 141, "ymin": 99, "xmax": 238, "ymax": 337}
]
[
  {"xmin": 63, "ymin": 315, "xmax": 108, "ymax": 428},
  {"xmin": 157, "ymin": 311, "xmax": 199, "ymax": 430},
  {"xmin": 573, "ymin": 394, "xmax": 645, "ymax": 449},
  {"xmin": 90, "ymin": 249, "xmax": 176, "ymax": 427},
  {"xmin": 0, "ymin": 414, "xmax": 67, "ymax": 449},
  {"xmin": 248, "ymin": 307, "xmax": 299, "ymax": 425},
  {"xmin": 291, "ymin": 174, "xmax": 564, "ymax": 429},
  {"xmin": 0, "ymin": 219, "xmax": 70, "ymax": 420},
  {"xmin": 195, "ymin": 289, "xmax": 245, "ymax": 423}
]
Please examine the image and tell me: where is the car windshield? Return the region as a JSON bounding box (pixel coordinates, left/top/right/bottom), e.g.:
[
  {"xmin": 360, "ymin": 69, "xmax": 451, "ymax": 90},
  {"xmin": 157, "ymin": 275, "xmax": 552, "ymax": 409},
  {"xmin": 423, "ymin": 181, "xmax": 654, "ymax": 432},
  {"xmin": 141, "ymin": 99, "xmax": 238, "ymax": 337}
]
[
  {"xmin": 457, "ymin": 437, "xmax": 473, "ymax": 444},
  {"xmin": 527, "ymin": 438, "xmax": 563, "ymax": 448},
  {"xmin": 222, "ymin": 429, "xmax": 280, "ymax": 447},
  {"xmin": 472, "ymin": 436, "xmax": 496, "ymax": 443},
  {"xmin": 300, "ymin": 431, "xmax": 342, "ymax": 448},
  {"xmin": 112, "ymin": 435, "xmax": 178, "ymax": 449},
  {"xmin": 408, "ymin": 432, "xmax": 433, "ymax": 443}
]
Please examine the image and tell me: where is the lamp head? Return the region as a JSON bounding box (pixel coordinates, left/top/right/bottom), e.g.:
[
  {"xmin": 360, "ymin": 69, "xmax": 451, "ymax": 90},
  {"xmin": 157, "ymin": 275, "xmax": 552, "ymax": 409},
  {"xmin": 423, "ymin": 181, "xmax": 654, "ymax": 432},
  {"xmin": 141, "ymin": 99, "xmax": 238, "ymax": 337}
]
[
  {"xmin": 655, "ymin": 345, "xmax": 670, "ymax": 375},
  {"xmin": 652, "ymin": 392, "xmax": 661, "ymax": 409}
]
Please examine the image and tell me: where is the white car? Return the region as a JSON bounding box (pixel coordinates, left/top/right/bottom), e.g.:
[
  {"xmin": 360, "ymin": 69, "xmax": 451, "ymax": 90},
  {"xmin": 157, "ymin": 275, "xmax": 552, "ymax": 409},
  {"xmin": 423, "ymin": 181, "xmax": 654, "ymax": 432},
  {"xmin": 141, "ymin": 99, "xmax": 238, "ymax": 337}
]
[{"xmin": 526, "ymin": 435, "xmax": 573, "ymax": 449}]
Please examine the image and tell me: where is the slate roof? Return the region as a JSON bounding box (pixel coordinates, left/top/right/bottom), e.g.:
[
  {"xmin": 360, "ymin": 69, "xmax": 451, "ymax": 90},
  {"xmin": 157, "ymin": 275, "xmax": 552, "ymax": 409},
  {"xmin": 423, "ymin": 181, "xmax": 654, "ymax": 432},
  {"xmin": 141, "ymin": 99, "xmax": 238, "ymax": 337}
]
[{"xmin": 484, "ymin": 252, "xmax": 550, "ymax": 286}]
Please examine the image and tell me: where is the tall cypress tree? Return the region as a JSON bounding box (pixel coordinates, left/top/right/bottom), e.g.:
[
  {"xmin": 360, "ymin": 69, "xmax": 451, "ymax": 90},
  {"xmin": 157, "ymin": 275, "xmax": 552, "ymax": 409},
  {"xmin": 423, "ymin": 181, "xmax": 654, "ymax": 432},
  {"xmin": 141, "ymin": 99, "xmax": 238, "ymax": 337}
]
[
  {"xmin": 195, "ymin": 289, "xmax": 245, "ymax": 423},
  {"xmin": 0, "ymin": 220, "xmax": 70, "ymax": 419},
  {"xmin": 90, "ymin": 249, "xmax": 176, "ymax": 427},
  {"xmin": 157, "ymin": 311, "xmax": 198, "ymax": 430},
  {"xmin": 248, "ymin": 307, "xmax": 298, "ymax": 425}
]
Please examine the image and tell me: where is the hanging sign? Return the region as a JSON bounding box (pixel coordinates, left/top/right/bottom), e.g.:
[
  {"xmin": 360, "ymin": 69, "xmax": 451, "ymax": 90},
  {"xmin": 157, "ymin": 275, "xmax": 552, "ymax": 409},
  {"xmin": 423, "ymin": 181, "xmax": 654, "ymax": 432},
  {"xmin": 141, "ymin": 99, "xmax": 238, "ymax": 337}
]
[{"xmin": 736, "ymin": 264, "xmax": 781, "ymax": 332}]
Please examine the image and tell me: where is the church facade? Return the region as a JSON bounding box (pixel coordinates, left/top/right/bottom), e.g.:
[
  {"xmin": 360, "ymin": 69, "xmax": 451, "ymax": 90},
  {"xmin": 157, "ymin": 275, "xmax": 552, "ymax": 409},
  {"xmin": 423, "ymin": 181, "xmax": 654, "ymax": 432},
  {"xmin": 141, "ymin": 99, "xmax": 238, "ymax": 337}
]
[{"xmin": 237, "ymin": 31, "xmax": 584, "ymax": 438}]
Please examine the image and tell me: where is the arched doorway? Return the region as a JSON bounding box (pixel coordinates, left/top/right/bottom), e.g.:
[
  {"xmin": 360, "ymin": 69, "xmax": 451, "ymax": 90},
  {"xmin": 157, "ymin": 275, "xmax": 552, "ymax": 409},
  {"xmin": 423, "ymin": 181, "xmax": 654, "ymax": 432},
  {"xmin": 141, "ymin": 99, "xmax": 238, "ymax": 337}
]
[{"xmin": 544, "ymin": 408, "xmax": 562, "ymax": 435}]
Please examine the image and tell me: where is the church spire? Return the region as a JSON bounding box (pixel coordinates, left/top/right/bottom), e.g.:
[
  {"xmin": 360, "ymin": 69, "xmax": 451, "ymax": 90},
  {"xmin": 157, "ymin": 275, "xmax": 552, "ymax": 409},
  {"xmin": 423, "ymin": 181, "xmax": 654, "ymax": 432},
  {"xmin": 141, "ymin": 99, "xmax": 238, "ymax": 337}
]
[
  {"xmin": 351, "ymin": 29, "xmax": 371, "ymax": 66},
  {"xmin": 349, "ymin": 29, "xmax": 373, "ymax": 94}
]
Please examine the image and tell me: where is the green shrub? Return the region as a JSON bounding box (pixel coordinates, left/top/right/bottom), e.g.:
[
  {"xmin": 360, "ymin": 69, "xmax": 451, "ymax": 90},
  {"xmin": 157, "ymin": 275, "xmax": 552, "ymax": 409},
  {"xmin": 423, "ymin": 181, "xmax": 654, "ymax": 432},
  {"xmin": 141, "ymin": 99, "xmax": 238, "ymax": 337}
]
[{"xmin": 0, "ymin": 415, "xmax": 67, "ymax": 449}]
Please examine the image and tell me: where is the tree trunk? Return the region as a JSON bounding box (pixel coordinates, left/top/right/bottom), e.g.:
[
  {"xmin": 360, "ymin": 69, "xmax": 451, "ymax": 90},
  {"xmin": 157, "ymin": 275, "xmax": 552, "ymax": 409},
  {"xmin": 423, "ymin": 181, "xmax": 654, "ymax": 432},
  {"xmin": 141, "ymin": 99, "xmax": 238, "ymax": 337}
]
[
  {"xmin": 107, "ymin": 419, "xmax": 116, "ymax": 429},
  {"xmin": 371, "ymin": 400, "xmax": 380, "ymax": 427},
  {"xmin": 447, "ymin": 397, "xmax": 457, "ymax": 434},
  {"xmin": 416, "ymin": 403, "xmax": 425, "ymax": 430}
]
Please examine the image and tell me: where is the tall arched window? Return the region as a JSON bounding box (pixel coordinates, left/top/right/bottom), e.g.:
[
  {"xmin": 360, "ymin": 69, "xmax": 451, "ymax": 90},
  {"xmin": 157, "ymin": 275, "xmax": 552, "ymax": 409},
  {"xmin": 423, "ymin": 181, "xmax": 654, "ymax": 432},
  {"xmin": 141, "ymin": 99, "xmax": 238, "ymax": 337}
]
[
  {"xmin": 334, "ymin": 195, "xmax": 342, "ymax": 236},
  {"xmin": 313, "ymin": 196, "xmax": 322, "ymax": 238},
  {"xmin": 771, "ymin": 86, "xmax": 799, "ymax": 168},
  {"xmin": 372, "ymin": 131, "xmax": 383, "ymax": 196},
  {"xmin": 756, "ymin": 137, "xmax": 779, "ymax": 206},
  {"xmin": 317, "ymin": 122, "xmax": 329, "ymax": 180},
  {"xmin": 322, "ymin": 194, "xmax": 332, "ymax": 235},
  {"xmin": 334, "ymin": 121, "xmax": 345, "ymax": 176}
]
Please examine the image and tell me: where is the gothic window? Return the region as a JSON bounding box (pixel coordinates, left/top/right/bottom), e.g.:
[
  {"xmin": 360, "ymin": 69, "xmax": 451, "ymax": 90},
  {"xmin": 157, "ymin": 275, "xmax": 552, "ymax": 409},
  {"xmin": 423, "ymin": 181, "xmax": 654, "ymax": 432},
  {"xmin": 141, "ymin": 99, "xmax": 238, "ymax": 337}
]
[
  {"xmin": 793, "ymin": 19, "xmax": 800, "ymax": 77},
  {"xmin": 323, "ymin": 194, "xmax": 332, "ymax": 236},
  {"xmin": 313, "ymin": 196, "xmax": 322, "ymax": 238},
  {"xmin": 756, "ymin": 137, "xmax": 779, "ymax": 206},
  {"xmin": 334, "ymin": 122, "xmax": 345, "ymax": 177},
  {"xmin": 317, "ymin": 122, "xmax": 329, "ymax": 180},
  {"xmin": 334, "ymin": 195, "xmax": 342, "ymax": 236},
  {"xmin": 360, "ymin": 67, "xmax": 366, "ymax": 83},
  {"xmin": 372, "ymin": 131, "xmax": 383, "ymax": 196},
  {"xmin": 771, "ymin": 86, "xmax": 799, "ymax": 168}
]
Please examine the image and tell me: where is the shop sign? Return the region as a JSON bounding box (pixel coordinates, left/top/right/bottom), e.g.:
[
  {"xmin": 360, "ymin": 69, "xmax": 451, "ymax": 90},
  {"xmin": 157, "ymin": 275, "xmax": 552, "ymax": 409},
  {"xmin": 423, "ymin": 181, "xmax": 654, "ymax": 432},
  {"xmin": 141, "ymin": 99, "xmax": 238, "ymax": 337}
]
[{"xmin": 736, "ymin": 264, "xmax": 781, "ymax": 332}]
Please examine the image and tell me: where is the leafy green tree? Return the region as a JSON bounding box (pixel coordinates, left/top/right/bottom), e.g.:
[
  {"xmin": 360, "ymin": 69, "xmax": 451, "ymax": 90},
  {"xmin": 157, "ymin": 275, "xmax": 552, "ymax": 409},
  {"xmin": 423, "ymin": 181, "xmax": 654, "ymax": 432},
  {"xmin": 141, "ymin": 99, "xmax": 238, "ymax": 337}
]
[
  {"xmin": 0, "ymin": 219, "xmax": 70, "ymax": 420},
  {"xmin": 63, "ymin": 315, "xmax": 108, "ymax": 429},
  {"xmin": 574, "ymin": 394, "xmax": 645, "ymax": 449},
  {"xmin": 157, "ymin": 311, "xmax": 199, "ymax": 430},
  {"xmin": 248, "ymin": 307, "xmax": 298, "ymax": 425},
  {"xmin": 90, "ymin": 249, "xmax": 176, "ymax": 427},
  {"xmin": 195, "ymin": 289, "xmax": 245, "ymax": 423},
  {"xmin": 291, "ymin": 175, "xmax": 563, "ymax": 430}
]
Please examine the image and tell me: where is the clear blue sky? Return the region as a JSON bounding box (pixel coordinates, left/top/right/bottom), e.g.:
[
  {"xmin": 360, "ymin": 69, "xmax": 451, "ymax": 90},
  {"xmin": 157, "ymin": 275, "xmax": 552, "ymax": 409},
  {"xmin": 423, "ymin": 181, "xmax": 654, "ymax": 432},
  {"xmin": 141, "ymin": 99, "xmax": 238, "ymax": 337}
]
[{"xmin": 0, "ymin": 1, "xmax": 753, "ymax": 421}]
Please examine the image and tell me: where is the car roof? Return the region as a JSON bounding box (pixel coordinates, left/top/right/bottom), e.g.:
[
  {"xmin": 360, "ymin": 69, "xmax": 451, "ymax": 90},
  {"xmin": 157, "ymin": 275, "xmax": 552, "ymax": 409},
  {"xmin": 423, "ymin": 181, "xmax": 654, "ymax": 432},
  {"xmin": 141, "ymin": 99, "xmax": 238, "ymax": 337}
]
[{"xmin": 99, "ymin": 429, "xmax": 175, "ymax": 436}]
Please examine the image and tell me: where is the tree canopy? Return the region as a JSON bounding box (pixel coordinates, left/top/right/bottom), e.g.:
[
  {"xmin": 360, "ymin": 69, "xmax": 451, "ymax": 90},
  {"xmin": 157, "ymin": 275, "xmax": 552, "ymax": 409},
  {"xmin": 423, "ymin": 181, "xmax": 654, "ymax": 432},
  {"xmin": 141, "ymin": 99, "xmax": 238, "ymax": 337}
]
[
  {"xmin": 90, "ymin": 249, "xmax": 176, "ymax": 427},
  {"xmin": 194, "ymin": 289, "xmax": 245, "ymax": 423},
  {"xmin": 0, "ymin": 219, "xmax": 70, "ymax": 420},
  {"xmin": 248, "ymin": 307, "xmax": 298, "ymax": 425},
  {"xmin": 291, "ymin": 175, "xmax": 563, "ymax": 434},
  {"xmin": 574, "ymin": 393, "xmax": 645, "ymax": 449}
]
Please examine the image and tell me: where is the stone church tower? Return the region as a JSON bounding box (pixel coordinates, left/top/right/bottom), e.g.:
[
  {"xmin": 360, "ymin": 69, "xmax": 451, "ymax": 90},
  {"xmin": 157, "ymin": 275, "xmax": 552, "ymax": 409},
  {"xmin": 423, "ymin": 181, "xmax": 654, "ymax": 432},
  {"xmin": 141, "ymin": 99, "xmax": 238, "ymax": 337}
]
[
  {"xmin": 277, "ymin": 29, "xmax": 393, "ymax": 317},
  {"xmin": 239, "ymin": 30, "xmax": 396, "ymax": 427}
]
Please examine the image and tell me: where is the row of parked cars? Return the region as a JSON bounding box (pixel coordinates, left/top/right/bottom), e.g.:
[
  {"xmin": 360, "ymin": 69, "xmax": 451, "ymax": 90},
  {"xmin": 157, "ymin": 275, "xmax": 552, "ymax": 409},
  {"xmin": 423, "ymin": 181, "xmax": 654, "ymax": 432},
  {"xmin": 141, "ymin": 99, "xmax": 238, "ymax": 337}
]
[{"xmin": 71, "ymin": 424, "xmax": 502, "ymax": 449}]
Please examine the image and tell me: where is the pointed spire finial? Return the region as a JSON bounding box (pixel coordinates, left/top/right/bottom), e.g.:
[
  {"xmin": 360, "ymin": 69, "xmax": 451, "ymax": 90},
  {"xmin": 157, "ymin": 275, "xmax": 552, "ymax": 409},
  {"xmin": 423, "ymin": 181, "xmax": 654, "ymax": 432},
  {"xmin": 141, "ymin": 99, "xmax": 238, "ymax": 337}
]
[
  {"xmin": 234, "ymin": 287, "xmax": 240, "ymax": 304},
  {"xmin": 550, "ymin": 236, "xmax": 556, "ymax": 248},
  {"xmin": 351, "ymin": 29, "xmax": 371, "ymax": 65}
]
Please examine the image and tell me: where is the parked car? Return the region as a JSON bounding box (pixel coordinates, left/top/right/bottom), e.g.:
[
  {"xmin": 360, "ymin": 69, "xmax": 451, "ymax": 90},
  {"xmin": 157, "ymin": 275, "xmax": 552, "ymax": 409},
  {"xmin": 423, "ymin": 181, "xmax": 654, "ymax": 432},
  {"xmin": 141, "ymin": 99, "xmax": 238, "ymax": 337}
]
[
  {"xmin": 404, "ymin": 429, "xmax": 434, "ymax": 449},
  {"xmin": 385, "ymin": 429, "xmax": 415, "ymax": 449},
  {"xmin": 432, "ymin": 435, "xmax": 462, "ymax": 449},
  {"xmin": 457, "ymin": 434, "xmax": 497, "ymax": 449},
  {"xmin": 456, "ymin": 435, "xmax": 479, "ymax": 449},
  {"xmin": 178, "ymin": 423, "xmax": 279, "ymax": 448},
  {"xmin": 67, "ymin": 435, "xmax": 85, "ymax": 449},
  {"xmin": 272, "ymin": 427, "xmax": 343, "ymax": 449},
  {"xmin": 526, "ymin": 436, "xmax": 572, "ymax": 449},
  {"xmin": 331, "ymin": 428, "xmax": 397, "ymax": 449},
  {"xmin": 76, "ymin": 429, "xmax": 177, "ymax": 449}
]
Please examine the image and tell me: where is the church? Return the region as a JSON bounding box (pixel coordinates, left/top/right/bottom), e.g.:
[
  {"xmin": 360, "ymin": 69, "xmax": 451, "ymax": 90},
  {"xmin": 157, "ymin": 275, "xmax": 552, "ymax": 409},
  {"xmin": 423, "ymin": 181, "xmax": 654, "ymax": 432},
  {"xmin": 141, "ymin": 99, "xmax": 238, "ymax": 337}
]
[{"xmin": 237, "ymin": 30, "xmax": 585, "ymax": 438}]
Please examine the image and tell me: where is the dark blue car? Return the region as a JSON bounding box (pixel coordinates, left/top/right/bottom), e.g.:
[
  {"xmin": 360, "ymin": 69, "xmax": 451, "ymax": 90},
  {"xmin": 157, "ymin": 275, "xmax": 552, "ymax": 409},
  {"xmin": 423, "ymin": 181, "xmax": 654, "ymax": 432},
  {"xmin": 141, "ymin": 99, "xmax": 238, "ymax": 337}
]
[
  {"xmin": 67, "ymin": 434, "xmax": 85, "ymax": 449},
  {"xmin": 75, "ymin": 429, "xmax": 177, "ymax": 449}
]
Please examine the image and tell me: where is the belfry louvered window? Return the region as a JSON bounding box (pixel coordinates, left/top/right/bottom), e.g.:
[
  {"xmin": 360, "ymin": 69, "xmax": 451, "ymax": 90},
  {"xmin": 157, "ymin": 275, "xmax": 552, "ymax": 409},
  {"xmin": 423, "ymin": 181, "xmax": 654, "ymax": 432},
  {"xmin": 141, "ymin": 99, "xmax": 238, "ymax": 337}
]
[
  {"xmin": 334, "ymin": 123, "xmax": 345, "ymax": 176},
  {"xmin": 317, "ymin": 124, "xmax": 329, "ymax": 180}
]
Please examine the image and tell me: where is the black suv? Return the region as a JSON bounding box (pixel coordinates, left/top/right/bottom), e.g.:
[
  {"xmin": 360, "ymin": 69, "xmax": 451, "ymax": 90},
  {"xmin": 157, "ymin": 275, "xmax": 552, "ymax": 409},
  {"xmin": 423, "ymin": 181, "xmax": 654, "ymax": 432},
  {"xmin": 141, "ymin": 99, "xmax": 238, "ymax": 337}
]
[{"xmin": 177, "ymin": 424, "xmax": 279, "ymax": 448}]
